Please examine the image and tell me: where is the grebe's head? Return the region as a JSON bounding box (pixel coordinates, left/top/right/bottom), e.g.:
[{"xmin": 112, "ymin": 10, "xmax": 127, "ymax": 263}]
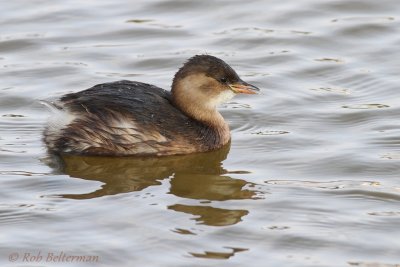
[{"xmin": 171, "ymin": 55, "xmax": 259, "ymax": 117}]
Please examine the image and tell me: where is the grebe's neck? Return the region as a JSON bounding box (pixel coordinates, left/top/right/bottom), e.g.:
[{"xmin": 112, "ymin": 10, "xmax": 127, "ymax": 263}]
[
  {"xmin": 171, "ymin": 92, "xmax": 231, "ymax": 147},
  {"xmin": 171, "ymin": 74, "xmax": 236, "ymax": 147}
]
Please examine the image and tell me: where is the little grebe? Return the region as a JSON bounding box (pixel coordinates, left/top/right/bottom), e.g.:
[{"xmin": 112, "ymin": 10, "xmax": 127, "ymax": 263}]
[{"xmin": 43, "ymin": 55, "xmax": 259, "ymax": 156}]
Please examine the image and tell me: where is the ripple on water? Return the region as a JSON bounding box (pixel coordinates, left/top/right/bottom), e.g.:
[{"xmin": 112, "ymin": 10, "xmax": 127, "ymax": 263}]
[
  {"xmin": 214, "ymin": 27, "xmax": 312, "ymax": 37},
  {"xmin": 264, "ymin": 179, "xmax": 382, "ymax": 190},
  {"xmin": 342, "ymin": 104, "xmax": 390, "ymax": 109},
  {"xmin": 223, "ymin": 102, "xmax": 252, "ymax": 109},
  {"xmin": 126, "ymin": 19, "xmax": 182, "ymax": 29},
  {"xmin": 171, "ymin": 228, "xmax": 196, "ymax": 235},
  {"xmin": 250, "ymin": 130, "xmax": 290, "ymax": 136},
  {"xmin": 126, "ymin": 19, "xmax": 154, "ymax": 24},
  {"xmin": 381, "ymin": 153, "xmax": 400, "ymax": 160},
  {"xmin": 348, "ymin": 261, "xmax": 400, "ymax": 267},
  {"xmin": 314, "ymin": 58, "xmax": 345, "ymax": 63},
  {"xmin": 368, "ymin": 211, "xmax": 400, "ymax": 217},
  {"xmin": 189, "ymin": 247, "xmax": 249, "ymax": 259},
  {"xmin": 0, "ymin": 39, "xmax": 41, "ymax": 53},
  {"xmin": 333, "ymin": 19, "xmax": 397, "ymax": 40},
  {"xmin": 310, "ymin": 86, "xmax": 350, "ymax": 95},
  {"xmin": 331, "ymin": 16, "xmax": 395, "ymax": 23},
  {"xmin": 168, "ymin": 204, "xmax": 249, "ymax": 227}
]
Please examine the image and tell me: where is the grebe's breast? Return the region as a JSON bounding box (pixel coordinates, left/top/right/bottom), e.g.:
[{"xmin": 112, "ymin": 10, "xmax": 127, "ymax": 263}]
[{"xmin": 44, "ymin": 80, "xmax": 223, "ymax": 156}]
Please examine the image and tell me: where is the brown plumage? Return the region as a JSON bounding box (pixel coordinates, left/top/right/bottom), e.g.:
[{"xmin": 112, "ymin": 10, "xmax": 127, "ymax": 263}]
[{"xmin": 43, "ymin": 55, "xmax": 259, "ymax": 156}]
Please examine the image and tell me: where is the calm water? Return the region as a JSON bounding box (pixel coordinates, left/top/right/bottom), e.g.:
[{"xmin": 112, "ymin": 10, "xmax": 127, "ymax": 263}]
[{"xmin": 1, "ymin": 0, "xmax": 400, "ymax": 266}]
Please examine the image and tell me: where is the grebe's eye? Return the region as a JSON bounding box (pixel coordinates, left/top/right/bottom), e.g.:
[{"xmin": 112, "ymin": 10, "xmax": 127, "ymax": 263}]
[{"xmin": 219, "ymin": 77, "xmax": 227, "ymax": 83}]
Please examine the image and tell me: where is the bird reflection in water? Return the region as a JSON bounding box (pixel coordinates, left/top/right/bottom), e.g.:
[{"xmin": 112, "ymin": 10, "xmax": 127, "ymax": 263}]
[{"xmin": 51, "ymin": 143, "xmax": 259, "ymax": 226}]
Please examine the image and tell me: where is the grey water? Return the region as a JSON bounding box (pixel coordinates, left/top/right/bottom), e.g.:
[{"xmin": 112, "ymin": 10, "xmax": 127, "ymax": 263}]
[{"xmin": 0, "ymin": 0, "xmax": 399, "ymax": 266}]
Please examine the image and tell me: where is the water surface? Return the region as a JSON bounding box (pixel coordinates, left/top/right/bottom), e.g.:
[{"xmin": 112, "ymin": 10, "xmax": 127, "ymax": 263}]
[{"xmin": 1, "ymin": 0, "xmax": 400, "ymax": 266}]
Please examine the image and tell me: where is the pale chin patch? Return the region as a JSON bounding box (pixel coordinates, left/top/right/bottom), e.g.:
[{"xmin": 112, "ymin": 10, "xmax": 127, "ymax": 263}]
[{"xmin": 209, "ymin": 90, "xmax": 236, "ymax": 108}]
